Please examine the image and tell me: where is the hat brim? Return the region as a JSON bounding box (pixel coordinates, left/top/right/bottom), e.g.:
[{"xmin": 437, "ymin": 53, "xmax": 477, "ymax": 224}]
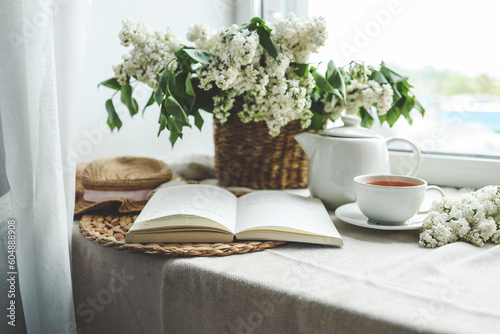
[{"xmin": 74, "ymin": 163, "xmax": 181, "ymax": 216}]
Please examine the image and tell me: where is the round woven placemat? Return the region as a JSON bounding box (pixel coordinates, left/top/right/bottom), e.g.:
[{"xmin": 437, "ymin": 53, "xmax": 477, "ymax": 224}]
[{"xmin": 79, "ymin": 213, "xmax": 286, "ymax": 257}]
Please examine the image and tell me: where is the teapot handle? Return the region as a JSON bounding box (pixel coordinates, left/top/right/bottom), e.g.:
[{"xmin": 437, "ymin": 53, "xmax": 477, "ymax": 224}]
[{"xmin": 386, "ymin": 137, "xmax": 422, "ymax": 177}]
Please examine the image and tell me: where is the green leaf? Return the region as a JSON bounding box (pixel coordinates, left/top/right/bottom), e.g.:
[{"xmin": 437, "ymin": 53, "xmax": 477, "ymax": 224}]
[
  {"xmin": 310, "ymin": 111, "xmax": 325, "ymax": 131},
  {"xmin": 120, "ymin": 84, "xmax": 132, "ymax": 107},
  {"xmin": 402, "ymin": 96, "xmax": 415, "ymax": 116},
  {"xmin": 414, "ymin": 98, "xmax": 425, "ymax": 116},
  {"xmin": 325, "ymin": 60, "xmax": 346, "ymax": 99},
  {"xmin": 293, "ymin": 63, "xmax": 309, "ymax": 77},
  {"xmin": 398, "ymin": 80, "xmax": 411, "ymax": 95},
  {"xmin": 169, "ymin": 131, "xmax": 181, "ymax": 147},
  {"xmin": 250, "ymin": 17, "xmax": 267, "ymax": 28},
  {"xmin": 184, "ymin": 73, "xmax": 197, "ymax": 111},
  {"xmin": 166, "ymin": 69, "xmax": 176, "ymax": 96},
  {"xmin": 380, "ymin": 62, "xmax": 408, "ymax": 84},
  {"xmin": 390, "ymin": 95, "xmax": 415, "ymax": 125},
  {"xmin": 314, "ymin": 71, "xmax": 344, "ymax": 102},
  {"xmin": 105, "ymin": 99, "xmax": 122, "ymax": 131},
  {"xmin": 194, "ymin": 110, "xmax": 204, "ymax": 130},
  {"xmin": 256, "ymin": 25, "xmax": 278, "ymax": 58},
  {"xmin": 174, "ymin": 47, "xmax": 196, "ymax": 72},
  {"xmin": 143, "ymin": 92, "xmax": 155, "ymax": 115},
  {"xmin": 165, "ymin": 96, "xmax": 189, "ymax": 124},
  {"xmin": 164, "ymin": 109, "xmax": 185, "ymax": 146},
  {"xmin": 384, "ymin": 106, "xmax": 402, "ymax": 127},
  {"xmin": 120, "ymin": 84, "xmax": 138, "ymax": 116},
  {"xmin": 182, "ymin": 49, "xmax": 212, "ymax": 64},
  {"xmin": 368, "ymin": 70, "xmax": 389, "ymax": 84},
  {"xmin": 154, "ymin": 87, "xmax": 163, "ymax": 106},
  {"xmin": 166, "ymin": 71, "xmax": 194, "ymax": 113},
  {"xmin": 166, "ymin": 113, "xmax": 184, "ymax": 133},
  {"xmin": 159, "ymin": 68, "xmax": 169, "ymax": 93},
  {"xmin": 131, "ymin": 98, "xmax": 139, "ymax": 116},
  {"xmin": 154, "ymin": 69, "xmax": 170, "ymax": 105},
  {"xmin": 98, "ymin": 77, "xmax": 121, "ymax": 90},
  {"xmin": 313, "ymin": 72, "xmax": 335, "ymax": 94},
  {"xmin": 192, "ymin": 83, "xmax": 217, "ymax": 113},
  {"xmin": 358, "ymin": 107, "xmax": 374, "ymax": 128},
  {"xmin": 185, "ymin": 73, "xmax": 195, "ymax": 97},
  {"xmin": 391, "ymin": 83, "xmax": 403, "ymax": 104},
  {"xmin": 169, "ymin": 72, "xmax": 188, "ymax": 100},
  {"xmin": 157, "ymin": 112, "xmax": 168, "ymax": 136}
]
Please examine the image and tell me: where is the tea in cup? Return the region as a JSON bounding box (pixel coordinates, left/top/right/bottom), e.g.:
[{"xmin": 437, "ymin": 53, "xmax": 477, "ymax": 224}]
[{"xmin": 353, "ymin": 174, "xmax": 445, "ymax": 224}]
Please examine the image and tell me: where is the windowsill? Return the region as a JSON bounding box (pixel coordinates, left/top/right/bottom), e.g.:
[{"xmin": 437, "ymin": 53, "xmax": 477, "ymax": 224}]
[{"xmin": 389, "ymin": 150, "xmax": 500, "ymax": 188}]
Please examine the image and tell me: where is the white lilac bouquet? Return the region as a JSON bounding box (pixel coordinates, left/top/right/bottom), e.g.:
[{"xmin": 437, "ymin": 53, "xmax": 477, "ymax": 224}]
[
  {"xmin": 100, "ymin": 16, "xmax": 424, "ymax": 145},
  {"xmin": 419, "ymin": 186, "xmax": 500, "ymax": 248}
]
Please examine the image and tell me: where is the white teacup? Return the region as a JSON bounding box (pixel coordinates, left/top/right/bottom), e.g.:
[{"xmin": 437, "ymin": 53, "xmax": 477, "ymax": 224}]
[{"xmin": 353, "ymin": 174, "xmax": 445, "ymax": 224}]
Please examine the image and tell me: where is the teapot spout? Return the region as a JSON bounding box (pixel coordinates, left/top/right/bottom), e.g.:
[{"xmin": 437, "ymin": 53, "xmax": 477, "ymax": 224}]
[{"xmin": 295, "ymin": 132, "xmax": 319, "ymax": 160}]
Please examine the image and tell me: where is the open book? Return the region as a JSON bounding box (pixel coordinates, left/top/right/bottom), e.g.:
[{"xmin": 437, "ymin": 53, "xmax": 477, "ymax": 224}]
[{"xmin": 125, "ymin": 184, "xmax": 343, "ymax": 246}]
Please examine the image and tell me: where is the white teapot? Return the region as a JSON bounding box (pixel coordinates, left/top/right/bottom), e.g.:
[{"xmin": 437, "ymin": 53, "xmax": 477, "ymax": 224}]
[{"xmin": 295, "ymin": 115, "xmax": 421, "ymax": 210}]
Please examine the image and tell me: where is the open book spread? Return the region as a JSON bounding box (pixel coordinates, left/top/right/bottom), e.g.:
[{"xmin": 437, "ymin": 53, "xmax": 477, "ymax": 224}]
[{"xmin": 126, "ymin": 184, "xmax": 343, "ymax": 246}]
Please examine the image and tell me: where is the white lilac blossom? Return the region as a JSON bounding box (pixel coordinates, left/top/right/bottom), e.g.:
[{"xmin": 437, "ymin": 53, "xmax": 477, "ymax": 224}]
[
  {"xmin": 186, "ymin": 24, "xmax": 217, "ymax": 51},
  {"xmin": 419, "ymin": 186, "xmax": 500, "ymax": 248},
  {"xmin": 333, "ymin": 62, "xmax": 394, "ymax": 119},
  {"xmin": 273, "ymin": 14, "xmax": 328, "ymax": 63},
  {"xmin": 113, "ymin": 19, "xmax": 182, "ymax": 88},
  {"xmin": 347, "ymin": 61, "xmax": 372, "ymax": 84},
  {"xmin": 195, "ymin": 15, "xmax": 326, "ymax": 136}
]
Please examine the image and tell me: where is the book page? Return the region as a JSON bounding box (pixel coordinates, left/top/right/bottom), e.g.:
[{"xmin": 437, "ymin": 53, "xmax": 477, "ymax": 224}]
[
  {"xmin": 235, "ymin": 191, "xmax": 341, "ymax": 239},
  {"xmin": 131, "ymin": 184, "xmax": 238, "ymax": 233}
]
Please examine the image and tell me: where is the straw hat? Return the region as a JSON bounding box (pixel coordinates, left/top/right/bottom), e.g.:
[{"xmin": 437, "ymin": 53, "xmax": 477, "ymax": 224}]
[{"xmin": 74, "ymin": 156, "xmax": 173, "ymax": 215}]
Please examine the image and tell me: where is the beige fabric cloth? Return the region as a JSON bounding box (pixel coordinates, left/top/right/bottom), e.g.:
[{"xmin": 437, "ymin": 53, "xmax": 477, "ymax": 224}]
[{"xmin": 71, "ymin": 198, "xmax": 500, "ymax": 333}]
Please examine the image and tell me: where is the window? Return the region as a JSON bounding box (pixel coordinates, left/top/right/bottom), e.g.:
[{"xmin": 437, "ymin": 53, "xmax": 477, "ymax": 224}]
[
  {"xmin": 254, "ymin": 0, "xmax": 500, "ymax": 188},
  {"xmin": 308, "ymin": 0, "xmax": 500, "ymax": 158}
]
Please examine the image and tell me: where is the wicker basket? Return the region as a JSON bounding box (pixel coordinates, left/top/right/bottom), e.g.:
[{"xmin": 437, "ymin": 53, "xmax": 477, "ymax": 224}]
[{"xmin": 214, "ymin": 117, "xmax": 309, "ymax": 189}]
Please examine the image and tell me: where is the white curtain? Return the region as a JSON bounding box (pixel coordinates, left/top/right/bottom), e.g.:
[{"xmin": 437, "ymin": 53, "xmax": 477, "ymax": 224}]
[{"xmin": 0, "ymin": 0, "xmax": 91, "ymax": 333}]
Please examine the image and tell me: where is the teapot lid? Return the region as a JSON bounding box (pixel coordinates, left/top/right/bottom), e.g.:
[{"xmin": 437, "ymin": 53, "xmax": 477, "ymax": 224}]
[{"xmin": 322, "ymin": 115, "xmax": 379, "ymax": 138}]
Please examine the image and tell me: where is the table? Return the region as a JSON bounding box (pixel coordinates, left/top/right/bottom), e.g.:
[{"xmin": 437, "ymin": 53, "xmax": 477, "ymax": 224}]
[{"xmin": 71, "ymin": 196, "xmax": 500, "ymax": 333}]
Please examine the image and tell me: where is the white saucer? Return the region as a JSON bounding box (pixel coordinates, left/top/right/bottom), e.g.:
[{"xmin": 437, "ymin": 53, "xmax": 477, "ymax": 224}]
[{"xmin": 334, "ymin": 203, "xmax": 424, "ymax": 230}]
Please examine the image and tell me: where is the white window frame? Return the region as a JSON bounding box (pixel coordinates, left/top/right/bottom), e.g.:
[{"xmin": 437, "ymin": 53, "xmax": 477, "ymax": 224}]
[
  {"xmin": 235, "ymin": 0, "xmax": 500, "ymax": 189},
  {"xmin": 390, "ymin": 151, "xmax": 500, "ymax": 189},
  {"xmin": 235, "ymin": 0, "xmax": 307, "ymax": 23},
  {"xmin": 234, "ymin": 0, "xmax": 262, "ymax": 23}
]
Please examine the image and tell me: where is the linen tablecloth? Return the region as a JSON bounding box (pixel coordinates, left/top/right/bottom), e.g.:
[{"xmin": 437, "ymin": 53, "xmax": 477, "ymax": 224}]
[{"xmin": 72, "ymin": 208, "xmax": 500, "ymax": 333}]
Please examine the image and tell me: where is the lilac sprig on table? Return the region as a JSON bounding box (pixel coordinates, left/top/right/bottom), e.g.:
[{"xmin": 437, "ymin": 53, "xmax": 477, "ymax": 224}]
[{"xmin": 419, "ymin": 186, "xmax": 500, "ymax": 248}]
